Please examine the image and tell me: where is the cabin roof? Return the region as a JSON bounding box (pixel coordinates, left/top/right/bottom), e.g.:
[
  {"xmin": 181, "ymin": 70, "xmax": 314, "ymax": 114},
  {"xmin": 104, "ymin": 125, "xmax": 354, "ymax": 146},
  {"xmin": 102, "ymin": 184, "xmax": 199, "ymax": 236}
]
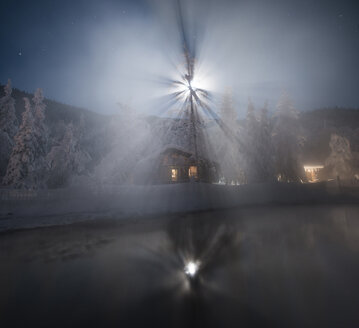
[{"xmin": 160, "ymin": 145, "xmax": 194, "ymax": 157}]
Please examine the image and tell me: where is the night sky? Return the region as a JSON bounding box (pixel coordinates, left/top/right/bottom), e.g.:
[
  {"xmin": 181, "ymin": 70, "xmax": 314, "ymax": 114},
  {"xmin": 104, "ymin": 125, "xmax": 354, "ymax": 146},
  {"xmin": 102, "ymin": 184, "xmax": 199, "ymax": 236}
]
[{"xmin": 1, "ymin": 0, "xmax": 359, "ymax": 115}]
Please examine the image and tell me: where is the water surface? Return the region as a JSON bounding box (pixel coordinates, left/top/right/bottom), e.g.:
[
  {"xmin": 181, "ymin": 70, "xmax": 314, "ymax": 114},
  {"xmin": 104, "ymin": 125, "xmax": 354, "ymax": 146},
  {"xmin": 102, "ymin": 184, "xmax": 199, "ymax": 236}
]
[{"xmin": 1, "ymin": 205, "xmax": 359, "ymax": 327}]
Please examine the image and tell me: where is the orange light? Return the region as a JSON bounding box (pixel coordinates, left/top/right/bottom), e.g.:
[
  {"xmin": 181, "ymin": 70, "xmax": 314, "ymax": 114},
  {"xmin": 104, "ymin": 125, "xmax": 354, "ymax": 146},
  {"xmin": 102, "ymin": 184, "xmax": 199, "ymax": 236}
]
[
  {"xmin": 171, "ymin": 168, "xmax": 178, "ymax": 181},
  {"xmin": 304, "ymin": 165, "xmax": 324, "ymax": 172},
  {"xmin": 188, "ymin": 166, "xmax": 198, "ymax": 178}
]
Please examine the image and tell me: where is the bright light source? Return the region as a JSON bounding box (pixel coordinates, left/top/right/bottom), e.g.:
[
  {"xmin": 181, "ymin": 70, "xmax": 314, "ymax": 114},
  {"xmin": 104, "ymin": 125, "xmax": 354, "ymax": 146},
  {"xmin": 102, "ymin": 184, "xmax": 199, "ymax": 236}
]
[
  {"xmin": 190, "ymin": 76, "xmax": 201, "ymax": 90},
  {"xmin": 184, "ymin": 261, "xmax": 199, "ymax": 277}
]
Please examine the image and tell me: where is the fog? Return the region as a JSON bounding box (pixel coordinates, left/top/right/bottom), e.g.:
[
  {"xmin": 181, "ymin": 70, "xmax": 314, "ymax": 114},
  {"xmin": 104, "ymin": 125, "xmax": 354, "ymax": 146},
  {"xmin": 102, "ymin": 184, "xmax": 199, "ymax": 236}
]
[
  {"xmin": 2, "ymin": 0, "xmax": 359, "ymax": 115},
  {"xmin": 71, "ymin": 0, "xmax": 358, "ymax": 114}
]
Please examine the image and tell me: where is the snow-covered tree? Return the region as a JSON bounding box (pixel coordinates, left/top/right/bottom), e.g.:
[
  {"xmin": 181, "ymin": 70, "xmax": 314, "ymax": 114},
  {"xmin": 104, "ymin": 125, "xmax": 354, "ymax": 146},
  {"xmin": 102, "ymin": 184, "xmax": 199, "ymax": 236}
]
[
  {"xmin": 241, "ymin": 99, "xmax": 263, "ymax": 183},
  {"xmin": 3, "ymin": 97, "xmax": 47, "ymax": 189},
  {"xmin": 256, "ymin": 102, "xmax": 276, "ymax": 181},
  {"xmin": 0, "ymin": 79, "xmax": 18, "ymax": 137},
  {"xmin": 47, "ymin": 122, "xmax": 91, "ymax": 188},
  {"xmin": 325, "ymin": 134, "xmax": 353, "ymax": 180},
  {"xmin": 246, "ymin": 98, "xmax": 257, "ymax": 129},
  {"xmin": 272, "ymin": 92, "xmax": 305, "ymax": 182},
  {"xmin": 200, "ymin": 91, "xmax": 240, "ymax": 184},
  {"xmin": 0, "ymin": 79, "xmax": 18, "ymax": 177},
  {"xmin": 210, "ymin": 122, "xmax": 242, "ymax": 184},
  {"xmin": 0, "ymin": 131, "xmax": 13, "ymax": 178},
  {"xmin": 241, "ymin": 99, "xmax": 275, "ymax": 183},
  {"xmin": 220, "ymin": 88, "xmax": 237, "ymax": 131},
  {"xmin": 32, "ymin": 88, "xmax": 47, "ymax": 150}
]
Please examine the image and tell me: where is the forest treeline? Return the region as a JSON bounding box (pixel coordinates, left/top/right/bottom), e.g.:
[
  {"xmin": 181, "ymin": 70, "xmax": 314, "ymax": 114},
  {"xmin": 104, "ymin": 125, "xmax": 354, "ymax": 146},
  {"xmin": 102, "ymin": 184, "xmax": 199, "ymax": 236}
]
[{"xmin": 1, "ymin": 80, "xmax": 358, "ymax": 189}]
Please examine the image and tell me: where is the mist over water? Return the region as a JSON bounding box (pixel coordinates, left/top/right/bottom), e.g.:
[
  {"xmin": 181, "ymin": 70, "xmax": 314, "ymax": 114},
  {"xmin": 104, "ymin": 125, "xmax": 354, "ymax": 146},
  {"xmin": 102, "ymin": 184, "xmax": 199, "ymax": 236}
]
[{"xmin": 1, "ymin": 205, "xmax": 359, "ymax": 328}]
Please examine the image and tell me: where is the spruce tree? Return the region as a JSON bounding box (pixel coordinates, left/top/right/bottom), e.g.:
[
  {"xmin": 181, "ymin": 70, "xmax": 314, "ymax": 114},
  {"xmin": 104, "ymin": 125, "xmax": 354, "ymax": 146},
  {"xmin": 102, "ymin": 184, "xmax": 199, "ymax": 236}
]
[
  {"xmin": 3, "ymin": 90, "xmax": 49, "ymax": 189},
  {"xmin": 241, "ymin": 99, "xmax": 262, "ymax": 183},
  {"xmin": 220, "ymin": 88, "xmax": 237, "ymax": 131},
  {"xmin": 0, "ymin": 79, "xmax": 18, "ymax": 177},
  {"xmin": 325, "ymin": 134, "xmax": 353, "ymax": 180},
  {"xmin": 0, "ymin": 79, "xmax": 18, "ymax": 138},
  {"xmin": 256, "ymin": 102, "xmax": 275, "ymax": 181},
  {"xmin": 272, "ymin": 92, "xmax": 305, "ymax": 182},
  {"xmin": 47, "ymin": 123, "xmax": 91, "ymax": 188},
  {"xmin": 32, "ymin": 88, "xmax": 47, "ymax": 152},
  {"xmin": 213, "ymin": 89, "xmax": 241, "ymax": 184},
  {"xmin": 3, "ymin": 98, "xmax": 40, "ymax": 188}
]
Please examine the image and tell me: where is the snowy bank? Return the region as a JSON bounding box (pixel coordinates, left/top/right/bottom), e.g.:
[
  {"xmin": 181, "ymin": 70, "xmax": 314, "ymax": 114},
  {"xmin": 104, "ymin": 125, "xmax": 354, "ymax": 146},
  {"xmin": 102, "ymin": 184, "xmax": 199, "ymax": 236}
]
[{"xmin": 0, "ymin": 182, "xmax": 358, "ymax": 232}]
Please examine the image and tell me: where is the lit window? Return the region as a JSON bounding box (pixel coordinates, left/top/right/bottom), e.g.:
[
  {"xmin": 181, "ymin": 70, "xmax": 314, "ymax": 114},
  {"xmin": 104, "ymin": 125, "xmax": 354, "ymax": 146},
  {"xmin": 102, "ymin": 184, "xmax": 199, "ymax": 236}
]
[
  {"xmin": 304, "ymin": 165, "xmax": 324, "ymax": 182},
  {"xmin": 171, "ymin": 168, "xmax": 178, "ymax": 181},
  {"xmin": 188, "ymin": 166, "xmax": 198, "ymax": 178}
]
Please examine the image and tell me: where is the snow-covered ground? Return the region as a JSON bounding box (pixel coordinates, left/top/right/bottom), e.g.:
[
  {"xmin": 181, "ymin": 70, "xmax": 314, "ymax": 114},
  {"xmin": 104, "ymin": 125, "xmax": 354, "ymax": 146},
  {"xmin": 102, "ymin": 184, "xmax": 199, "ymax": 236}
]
[{"xmin": 0, "ymin": 182, "xmax": 358, "ymax": 232}]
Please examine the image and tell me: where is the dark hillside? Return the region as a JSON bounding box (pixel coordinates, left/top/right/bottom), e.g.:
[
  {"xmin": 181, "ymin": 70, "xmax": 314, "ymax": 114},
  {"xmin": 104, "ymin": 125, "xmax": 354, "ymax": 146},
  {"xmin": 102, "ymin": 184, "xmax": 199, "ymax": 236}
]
[
  {"xmin": 300, "ymin": 107, "xmax": 359, "ymax": 130},
  {"xmin": 0, "ymin": 85, "xmax": 112, "ymax": 173},
  {"xmin": 0, "ymin": 85, "xmax": 108, "ymax": 128}
]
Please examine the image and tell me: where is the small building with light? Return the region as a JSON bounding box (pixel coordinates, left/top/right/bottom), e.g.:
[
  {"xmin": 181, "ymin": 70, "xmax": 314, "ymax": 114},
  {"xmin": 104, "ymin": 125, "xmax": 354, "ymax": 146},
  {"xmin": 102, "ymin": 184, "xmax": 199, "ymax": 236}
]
[
  {"xmin": 304, "ymin": 164, "xmax": 324, "ymax": 182},
  {"xmin": 157, "ymin": 147, "xmax": 218, "ymax": 184}
]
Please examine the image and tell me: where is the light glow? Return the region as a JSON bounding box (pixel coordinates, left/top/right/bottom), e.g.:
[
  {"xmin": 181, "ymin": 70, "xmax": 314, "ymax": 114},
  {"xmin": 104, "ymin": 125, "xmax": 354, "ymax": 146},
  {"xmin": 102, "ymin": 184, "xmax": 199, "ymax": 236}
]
[
  {"xmin": 190, "ymin": 76, "xmax": 201, "ymax": 90},
  {"xmin": 304, "ymin": 165, "xmax": 324, "ymax": 183},
  {"xmin": 170, "ymin": 69, "xmax": 213, "ymax": 103},
  {"xmin": 171, "ymin": 168, "xmax": 178, "ymax": 181},
  {"xmin": 304, "ymin": 165, "xmax": 324, "ymax": 172},
  {"xmin": 184, "ymin": 261, "xmax": 199, "ymax": 277},
  {"xmin": 188, "ymin": 166, "xmax": 198, "ymax": 178}
]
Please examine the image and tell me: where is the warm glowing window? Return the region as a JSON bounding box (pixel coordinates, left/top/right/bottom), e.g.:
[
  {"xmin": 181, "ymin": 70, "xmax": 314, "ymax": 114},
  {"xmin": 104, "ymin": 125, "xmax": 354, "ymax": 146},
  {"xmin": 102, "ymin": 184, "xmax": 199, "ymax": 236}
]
[
  {"xmin": 171, "ymin": 168, "xmax": 178, "ymax": 181},
  {"xmin": 188, "ymin": 166, "xmax": 198, "ymax": 178},
  {"xmin": 304, "ymin": 165, "xmax": 324, "ymax": 182},
  {"xmin": 304, "ymin": 165, "xmax": 324, "ymax": 172}
]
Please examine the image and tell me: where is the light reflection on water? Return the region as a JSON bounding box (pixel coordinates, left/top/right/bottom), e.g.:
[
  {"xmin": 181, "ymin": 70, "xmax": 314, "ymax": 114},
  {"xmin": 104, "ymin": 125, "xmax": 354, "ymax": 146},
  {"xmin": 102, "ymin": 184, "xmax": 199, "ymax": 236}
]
[{"xmin": 1, "ymin": 205, "xmax": 359, "ymax": 327}]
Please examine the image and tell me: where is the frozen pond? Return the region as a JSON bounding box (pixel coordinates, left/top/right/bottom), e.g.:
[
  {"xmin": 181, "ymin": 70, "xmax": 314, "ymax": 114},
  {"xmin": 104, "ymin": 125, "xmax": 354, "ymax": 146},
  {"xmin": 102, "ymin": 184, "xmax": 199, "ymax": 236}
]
[{"xmin": 1, "ymin": 204, "xmax": 359, "ymax": 327}]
